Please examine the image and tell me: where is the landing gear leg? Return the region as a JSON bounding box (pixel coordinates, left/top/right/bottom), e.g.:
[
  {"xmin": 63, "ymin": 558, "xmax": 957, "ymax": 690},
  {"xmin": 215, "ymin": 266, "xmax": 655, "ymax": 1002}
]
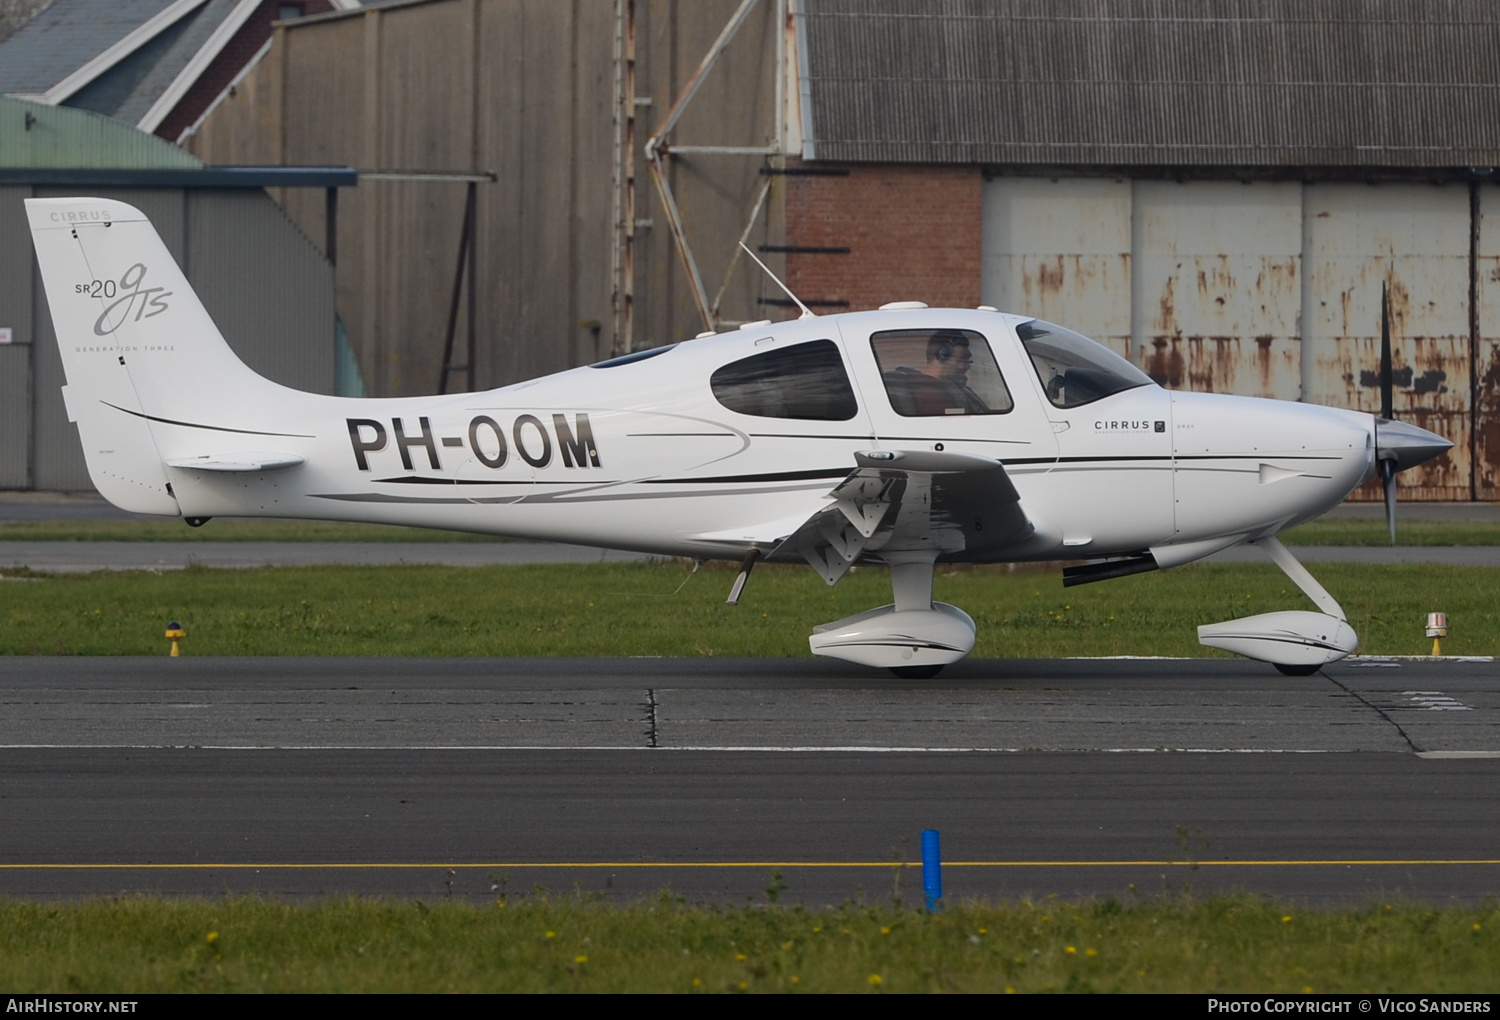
[{"xmin": 887, "ymin": 555, "xmax": 945, "ymax": 678}]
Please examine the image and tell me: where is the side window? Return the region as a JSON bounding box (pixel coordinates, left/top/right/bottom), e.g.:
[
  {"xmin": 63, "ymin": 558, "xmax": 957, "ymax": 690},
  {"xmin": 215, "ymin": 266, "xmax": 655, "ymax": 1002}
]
[
  {"xmin": 871, "ymin": 329, "xmax": 1013, "ymax": 417},
  {"xmin": 710, "ymin": 339, "xmax": 859, "ymax": 421}
]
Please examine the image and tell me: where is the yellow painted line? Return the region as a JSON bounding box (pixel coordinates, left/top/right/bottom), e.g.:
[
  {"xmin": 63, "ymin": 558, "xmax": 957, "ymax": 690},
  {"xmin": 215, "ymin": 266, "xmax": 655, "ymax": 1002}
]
[{"xmin": 2, "ymin": 859, "xmax": 1500, "ymax": 870}]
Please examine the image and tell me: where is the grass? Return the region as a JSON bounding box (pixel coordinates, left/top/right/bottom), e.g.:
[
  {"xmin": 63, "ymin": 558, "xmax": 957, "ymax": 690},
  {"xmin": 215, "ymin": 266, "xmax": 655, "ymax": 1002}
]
[
  {"xmin": 1, "ymin": 516, "xmax": 1498, "ymax": 545},
  {"xmin": 0, "ymin": 560, "xmax": 1494, "ymax": 658},
  {"xmin": 0, "ymin": 895, "xmax": 1494, "ymax": 993},
  {"xmin": 1281, "ymin": 518, "xmax": 1500, "ymax": 546}
]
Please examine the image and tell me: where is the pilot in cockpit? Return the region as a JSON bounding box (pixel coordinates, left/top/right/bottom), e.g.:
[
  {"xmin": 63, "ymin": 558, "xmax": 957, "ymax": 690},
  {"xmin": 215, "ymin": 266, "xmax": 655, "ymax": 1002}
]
[{"xmin": 887, "ymin": 331, "xmax": 991, "ymax": 416}]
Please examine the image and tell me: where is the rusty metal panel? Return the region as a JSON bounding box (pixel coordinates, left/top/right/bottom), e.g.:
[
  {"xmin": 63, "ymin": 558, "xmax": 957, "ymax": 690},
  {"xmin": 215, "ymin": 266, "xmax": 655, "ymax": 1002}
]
[
  {"xmin": 1303, "ymin": 183, "xmax": 1471, "ymax": 499},
  {"xmin": 981, "ymin": 176, "xmax": 1131, "ymax": 361},
  {"xmin": 1470, "ymin": 184, "xmax": 1500, "ymax": 499},
  {"xmin": 1131, "ymin": 181, "xmax": 1302, "ymax": 399}
]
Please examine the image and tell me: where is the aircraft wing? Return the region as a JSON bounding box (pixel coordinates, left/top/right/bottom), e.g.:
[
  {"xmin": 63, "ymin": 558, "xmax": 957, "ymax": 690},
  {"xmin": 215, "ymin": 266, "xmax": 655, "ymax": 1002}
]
[{"xmin": 771, "ymin": 450, "xmax": 1033, "ymax": 583}]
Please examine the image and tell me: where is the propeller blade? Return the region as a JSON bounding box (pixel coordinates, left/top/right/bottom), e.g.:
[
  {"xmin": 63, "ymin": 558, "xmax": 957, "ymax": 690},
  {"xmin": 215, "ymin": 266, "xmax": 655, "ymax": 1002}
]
[
  {"xmin": 1381, "ymin": 458, "xmax": 1398, "ymax": 546},
  {"xmin": 1379, "ymin": 281, "xmax": 1393, "ymax": 421},
  {"xmin": 1373, "ymin": 418, "xmax": 1453, "ymax": 547},
  {"xmin": 1376, "ymin": 281, "xmax": 1399, "ymax": 544}
]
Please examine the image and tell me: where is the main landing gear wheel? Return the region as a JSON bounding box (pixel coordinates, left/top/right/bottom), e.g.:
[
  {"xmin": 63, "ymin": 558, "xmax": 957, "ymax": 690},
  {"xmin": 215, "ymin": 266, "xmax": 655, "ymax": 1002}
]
[
  {"xmin": 1274, "ymin": 662, "xmax": 1322, "ymax": 677},
  {"xmin": 808, "ymin": 554, "xmax": 977, "ymax": 674},
  {"xmin": 889, "ymin": 664, "xmax": 944, "ymax": 679}
]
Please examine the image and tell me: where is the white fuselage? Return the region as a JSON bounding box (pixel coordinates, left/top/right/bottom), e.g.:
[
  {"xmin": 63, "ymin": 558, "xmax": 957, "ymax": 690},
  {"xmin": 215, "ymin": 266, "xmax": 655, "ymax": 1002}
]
[{"xmin": 161, "ymin": 308, "xmax": 1375, "ymax": 564}]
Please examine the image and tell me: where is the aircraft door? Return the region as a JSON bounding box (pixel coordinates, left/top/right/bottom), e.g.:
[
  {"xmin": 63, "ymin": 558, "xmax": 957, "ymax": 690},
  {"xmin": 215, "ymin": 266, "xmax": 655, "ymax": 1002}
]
[
  {"xmin": 1013, "ymin": 318, "xmax": 1176, "ymax": 553},
  {"xmin": 838, "ymin": 313, "xmax": 1060, "ymax": 473}
]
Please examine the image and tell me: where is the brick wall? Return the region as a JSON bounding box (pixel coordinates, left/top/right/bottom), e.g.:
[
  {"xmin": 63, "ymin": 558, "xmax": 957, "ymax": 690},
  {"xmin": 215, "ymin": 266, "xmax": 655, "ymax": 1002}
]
[
  {"xmin": 156, "ymin": 0, "xmax": 339, "ymax": 143},
  {"xmin": 782, "ymin": 162, "xmax": 983, "ymax": 314}
]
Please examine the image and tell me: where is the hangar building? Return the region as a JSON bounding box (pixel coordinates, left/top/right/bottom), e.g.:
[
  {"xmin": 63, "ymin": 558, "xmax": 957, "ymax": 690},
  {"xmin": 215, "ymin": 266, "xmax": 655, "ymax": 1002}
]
[
  {"xmin": 0, "ymin": 0, "xmax": 356, "ymax": 142},
  {"xmin": 185, "ymin": 0, "xmax": 1500, "ymax": 500},
  {"xmin": 0, "ymin": 95, "xmax": 344, "ymax": 490}
]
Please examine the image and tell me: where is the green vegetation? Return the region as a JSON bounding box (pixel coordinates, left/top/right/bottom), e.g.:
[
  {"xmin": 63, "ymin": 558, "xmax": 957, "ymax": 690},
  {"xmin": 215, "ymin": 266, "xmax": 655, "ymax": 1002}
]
[
  {"xmin": 1280, "ymin": 518, "xmax": 1500, "ymax": 546},
  {"xmin": 0, "ymin": 519, "xmax": 503, "ymax": 542},
  {"xmin": 2, "ymin": 515, "xmax": 1498, "ymax": 544},
  {"xmin": 0, "ymin": 895, "xmax": 1493, "ymax": 993},
  {"xmin": 0, "ymin": 560, "xmax": 1493, "ymax": 657}
]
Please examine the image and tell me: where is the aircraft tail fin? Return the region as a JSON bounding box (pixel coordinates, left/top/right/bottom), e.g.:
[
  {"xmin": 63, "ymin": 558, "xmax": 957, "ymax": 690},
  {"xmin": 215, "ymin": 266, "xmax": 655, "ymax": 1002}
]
[{"xmin": 26, "ymin": 197, "xmax": 286, "ymax": 514}]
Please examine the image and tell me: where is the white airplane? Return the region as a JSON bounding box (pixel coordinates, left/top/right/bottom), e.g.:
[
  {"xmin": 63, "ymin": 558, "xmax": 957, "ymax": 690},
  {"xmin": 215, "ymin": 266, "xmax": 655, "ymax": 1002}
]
[{"xmin": 27, "ymin": 196, "xmax": 1452, "ymax": 677}]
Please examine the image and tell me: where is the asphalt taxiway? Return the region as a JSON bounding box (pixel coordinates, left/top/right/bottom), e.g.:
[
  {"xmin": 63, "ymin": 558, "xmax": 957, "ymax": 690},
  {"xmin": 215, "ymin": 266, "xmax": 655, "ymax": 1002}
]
[{"xmin": 1, "ymin": 655, "xmax": 1495, "ymax": 905}]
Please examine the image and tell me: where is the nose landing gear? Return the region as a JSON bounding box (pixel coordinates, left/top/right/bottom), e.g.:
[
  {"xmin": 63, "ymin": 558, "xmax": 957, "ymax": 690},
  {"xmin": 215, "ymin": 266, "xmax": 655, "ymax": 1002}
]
[{"xmin": 1197, "ymin": 536, "xmax": 1358, "ymax": 673}]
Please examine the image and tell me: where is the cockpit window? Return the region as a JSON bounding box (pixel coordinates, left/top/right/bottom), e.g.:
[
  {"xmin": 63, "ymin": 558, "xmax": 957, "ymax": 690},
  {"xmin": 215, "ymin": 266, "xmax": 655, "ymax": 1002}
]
[
  {"xmin": 1017, "ymin": 319, "xmax": 1153, "ymax": 409},
  {"xmin": 871, "ymin": 329, "xmax": 1013, "ymax": 417},
  {"xmin": 710, "ymin": 339, "xmax": 858, "ymax": 420}
]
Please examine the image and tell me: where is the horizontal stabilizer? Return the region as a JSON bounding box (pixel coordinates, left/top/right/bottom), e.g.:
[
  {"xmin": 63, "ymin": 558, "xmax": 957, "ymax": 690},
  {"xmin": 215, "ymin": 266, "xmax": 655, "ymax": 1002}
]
[{"xmin": 165, "ymin": 453, "xmax": 306, "ymax": 473}]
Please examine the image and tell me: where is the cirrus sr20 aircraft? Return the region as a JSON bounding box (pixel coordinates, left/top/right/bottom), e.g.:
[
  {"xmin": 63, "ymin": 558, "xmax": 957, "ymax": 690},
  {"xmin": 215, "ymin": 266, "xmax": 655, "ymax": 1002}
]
[{"xmin": 27, "ymin": 197, "xmax": 1452, "ymax": 677}]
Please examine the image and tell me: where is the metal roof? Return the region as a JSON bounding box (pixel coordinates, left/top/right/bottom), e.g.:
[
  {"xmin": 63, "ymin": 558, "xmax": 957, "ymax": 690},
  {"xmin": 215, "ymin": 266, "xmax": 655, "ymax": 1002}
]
[
  {"xmin": 798, "ymin": 0, "xmax": 1500, "ymax": 167},
  {"xmin": 0, "ymin": 97, "xmax": 358, "ymax": 181},
  {"xmin": 0, "ymin": 95, "xmax": 201, "ymax": 168},
  {"xmin": 0, "ymin": 0, "xmax": 176, "ymax": 95},
  {"xmin": 67, "ymin": 0, "xmax": 237, "ymax": 126},
  {"xmin": 0, "ymin": 0, "xmax": 271, "ymax": 133},
  {"xmin": 0, "ymin": 166, "xmax": 358, "ymax": 186}
]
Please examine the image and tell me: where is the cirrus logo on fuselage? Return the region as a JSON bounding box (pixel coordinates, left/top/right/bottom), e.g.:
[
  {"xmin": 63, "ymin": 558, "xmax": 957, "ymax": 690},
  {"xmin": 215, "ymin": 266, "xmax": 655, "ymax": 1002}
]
[
  {"xmin": 347, "ymin": 414, "xmax": 601, "ymax": 472},
  {"xmin": 1094, "ymin": 419, "xmax": 1166, "ymax": 433}
]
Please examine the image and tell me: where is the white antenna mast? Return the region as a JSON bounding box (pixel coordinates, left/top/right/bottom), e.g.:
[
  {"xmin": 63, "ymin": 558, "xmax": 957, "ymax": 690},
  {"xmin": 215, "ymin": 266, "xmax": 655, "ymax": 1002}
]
[{"xmin": 739, "ymin": 241, "xmax": 815, "ymax": 319}]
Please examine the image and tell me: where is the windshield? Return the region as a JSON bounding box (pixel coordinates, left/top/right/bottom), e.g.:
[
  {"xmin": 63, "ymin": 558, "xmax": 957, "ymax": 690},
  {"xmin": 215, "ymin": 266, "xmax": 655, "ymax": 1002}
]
[{"xmin": 1016, "ymin": 319, "xmax": 1153, "ymax": 409}]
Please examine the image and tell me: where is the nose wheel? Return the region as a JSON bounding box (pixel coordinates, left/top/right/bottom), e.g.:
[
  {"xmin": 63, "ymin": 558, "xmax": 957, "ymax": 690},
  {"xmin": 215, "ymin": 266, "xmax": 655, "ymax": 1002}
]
[{"xmin": 1274, "ymin": 662, "xmax": 1322, "ymax": 677}]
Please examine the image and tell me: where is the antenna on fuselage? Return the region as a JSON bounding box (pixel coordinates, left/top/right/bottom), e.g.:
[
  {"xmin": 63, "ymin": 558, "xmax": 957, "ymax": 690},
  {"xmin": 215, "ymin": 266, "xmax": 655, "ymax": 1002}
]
[{"xmin": 739, "ymin": 242, "xmax": 816, "ymax": 320}]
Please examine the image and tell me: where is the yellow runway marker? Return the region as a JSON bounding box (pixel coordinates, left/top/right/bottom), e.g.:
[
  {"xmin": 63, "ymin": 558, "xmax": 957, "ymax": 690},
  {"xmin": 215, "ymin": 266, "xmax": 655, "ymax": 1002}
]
[{"xmin": 2, "ymin": 859, "xmax": 1499, "ymax": 870}]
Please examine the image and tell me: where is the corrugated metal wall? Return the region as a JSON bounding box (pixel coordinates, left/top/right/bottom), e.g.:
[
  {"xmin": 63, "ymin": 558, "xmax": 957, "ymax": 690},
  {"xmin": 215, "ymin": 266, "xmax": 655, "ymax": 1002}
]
[
  {"xmin": 186, "ymin": 0, "xmax": 783, "ymax": 397},
  {"xmin": 0, "ymin": 187, "xmax": 334, "ymax": 491},
  {"xmin": 982, "ymin": 175, "xmax": 1493, "ymax": 500},
  {"xmin": 980, "ymin": 177, "xmax": 1132, "ymax": 360},
  {"xmin": 0, "ymin": 186, "xmax": 33, "ymax": 489}
]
